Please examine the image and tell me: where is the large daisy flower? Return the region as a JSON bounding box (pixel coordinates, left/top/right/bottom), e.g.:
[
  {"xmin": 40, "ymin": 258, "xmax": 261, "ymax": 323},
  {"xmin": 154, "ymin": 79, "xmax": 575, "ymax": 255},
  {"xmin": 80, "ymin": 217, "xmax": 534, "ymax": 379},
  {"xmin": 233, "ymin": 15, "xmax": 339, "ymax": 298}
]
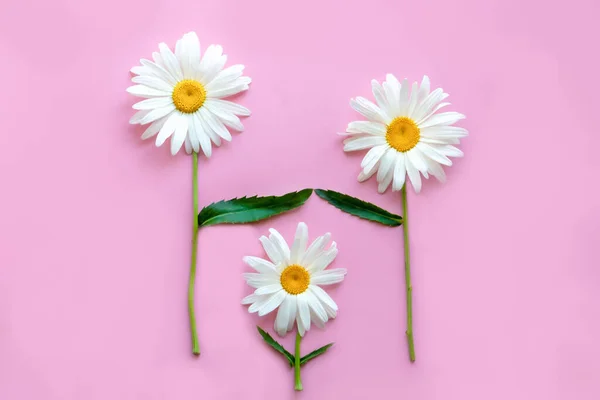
[
  {"xmin": 342, "ymin": 74, "xmax": 467, "ymax": 193},
  {"xmin": 242, "ymin": 222, "xmax": 346, "ymax": 337},
  {"xmin": 127, "ymin": 32, "xmax": 251, "ymax": 156}
]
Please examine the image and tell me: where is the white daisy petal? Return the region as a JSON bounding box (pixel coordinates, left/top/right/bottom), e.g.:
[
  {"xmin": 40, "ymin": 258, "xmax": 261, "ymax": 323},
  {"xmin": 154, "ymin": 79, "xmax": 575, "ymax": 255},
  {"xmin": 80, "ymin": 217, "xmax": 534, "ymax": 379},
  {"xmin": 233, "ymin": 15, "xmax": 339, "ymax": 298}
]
[
  {"xmin": 197, "ymin": 110, "xmax": 221, "ymax": 146},
  {"xmin": 405, "ymin": 157, "xmax": 422, "ymax": 193},
  {"xmin": 434, "ymin": 144, "xmax": 464, "ymax": 158},
  {"xmin": 425, "ymin": 157, "xmax": 447, "ymax": 183},
  {"xmin": 207, "ymin": 82, "xmax": 250, "ymax": 99},
  {"xmin": 347, "ymin": 121, "xmax": 386, "ymax": 135},
  {"xmin": 343, "ymin": 136, "xmax": 386, "ymax": 152},
  {"xmin": 170, "ymin": 114, "xmax": 188, "ymax": 155},
  {"xmin": 383, "ymin": 74, "xmax": 401, "ymax": 115},
  {"xmin": 199, "ymin": 44, "xmax": 226, "ymax": 84},
  {"xmin": 308, "ymin": 242, "xmax": 338, "ymax": 272},
  {"xmin": 376, "ymin": 148, "xmax": 396, "ymax": 183},
  {"xmin": 242, "ymin": 256, "xmax": 277, "ymax": 274},
  {"xmin": 203, "ymin": 108, "xmax": 232, "ymax": 141},
  {"xmin": 406, "ymin": 148, "xmax": 429, "ymax": 174},
  {"xmin": 186, "ymin": 114, "xmax": 200, "ymax": 153},
  {"xmin": 132, "ymin": 97, "xmax": 172, "ymax": 110},
  {"xmin": 139, "ymin": 59, "xmax": 178, "ymax": 86},
  {"xmin": 241, "ymin": 293, "xmax": 263, "ymax": 305},
  {"xmin": 296, "ymin": 293, "xmax": 311, "ymax": 335},
  {"xmin": 192, "ymin": 113, "xmax": 212, "ymax": 157},
  {"xmin": 398, "ymin": 78, "xmax": 410, "ymax": 115},
  {"xmin": 305, "ymin": 289, "xmax": 328, "ymax": 323},
  {"xmin": 139, "ymin": 105, "xmax": 176, "ymax": 125},
  {"xmin": 418, "ymin": 75, "xmax": 431, "ymax": 102},
  {"xmin": 309, "ymin": 285, "xmax": 339, "ymax": 318},
  {"xmin": 350, "ymin": 97, "xmax": 388, "ymax": 124},
  {"xmin": 371, "ymin": 79, "xmax": 390, "ymax": 115},
  {"xmin": 412, "ymin": 88, "xmax": 445, "ymax": 123},
  {"xmin": 158, "ymin": 43, "xmax": 183, "ymax": 81},
  {"xmin": 301, "ymin": 233, "xmax": 331, "ymax": 267},
  {"xmin": 248, "ymin": 295, "xmax": 271, "ymax": 313},
  {"xmin": 275, "ymin": 296, "xmax": 293, "ymax": 337},
  {"xmin": 361, "ymin": 145, "xmax": 387, "ymax": 175},
  {"xmin": 183, "ymin": 32, "xmax": 201, "ymax": 79},
  {"xmin": 421, "ymin": 126, "xmax": 468, "ymax": 139},
  {"xmin": 255, "ymin": 284, "xmax": 283, "ymax": 296},
  {"xmin": 378, "ymin": 165, "xmax": 394, "ymax": 193},
  {"xmin": 417, "ymin": 143, "xmax": 453, "ymax": 166},
  {"xmin": 406, "ymin": 81, "xmax": 420, "ymax": 118},
  {"xmin": 126, "ymin": 85, "xmax": 170, "ymax": 98},
  {"xmin": 358, "ymin": 166, "xmax": 377, "ymax": 182},
  {"xmin": 155, "ymin": 112, "xmax": 179, "ymax": 147},
  {"xmin": 392, "ymin": 153, "xmax": 407, "ymax": 191},
  {"xmin": 205, "ymin": 64, "xmax": 245, "ymax": 90},
  {"xmin": 203, "ymin": 103, "xmax": 246, "ymax": 131},
  {"xmin": 258, "ymin": 290, "xmax": 287, "ymax": 317},
  {"xmin": 311, "ymin": 269, "xmax": 347, "ymax": 285},
  {"xmin": 204, "ymin": 98, "xmax": 251, "ymax": 116},
  {"xmin": 290, "ymin": 222, "xmax": 309, "ymax": 264},
  {"xmin": 129, "ymin": 110, "xmax": 149, "ymax": 124},
  {"xmin": 286, "ymin": 295, "xmax": 297, "ymax": 333},
  {"xmin": 141, "ymin": 115, "xmax": 168, "ymax": 139},
  {"xmin": 268, "ymin": 229, "xmax": 291, "ymax": 262},
  {"xmin": 131, "ymin": 75, "xmax": 173, "ymax": 92}
]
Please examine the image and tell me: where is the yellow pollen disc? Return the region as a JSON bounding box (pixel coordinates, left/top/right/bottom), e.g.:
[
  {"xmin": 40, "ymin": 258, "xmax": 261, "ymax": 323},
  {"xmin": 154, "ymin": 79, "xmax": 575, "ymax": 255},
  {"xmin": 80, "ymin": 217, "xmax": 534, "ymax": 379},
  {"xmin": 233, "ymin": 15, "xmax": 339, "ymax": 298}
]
[
  {"xmin": 386, "ymin": 116, "xmax": 420, "ymax": 152},
  {"xmin": 280, "ymin": 265, "xmax": 310, "ymax": 295},
  {"xmin": 172, "ymin": 79, "xmax": 206, "ymax": 114}
]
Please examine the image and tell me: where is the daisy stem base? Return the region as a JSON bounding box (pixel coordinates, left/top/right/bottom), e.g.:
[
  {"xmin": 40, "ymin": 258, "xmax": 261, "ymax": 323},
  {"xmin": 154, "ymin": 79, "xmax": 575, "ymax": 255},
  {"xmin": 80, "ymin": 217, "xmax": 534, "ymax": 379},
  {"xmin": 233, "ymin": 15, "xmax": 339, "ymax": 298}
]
[
  {"xmin": 189, "ymin": 152, "xmax": 200, "ymax": 356},
  {"xmin": 294, "ymin": 332, "xmax": 303, "ymax": 391},
  {"xmin": 402, "ymin": 185, "xmax": 416, "ymax": 362}
]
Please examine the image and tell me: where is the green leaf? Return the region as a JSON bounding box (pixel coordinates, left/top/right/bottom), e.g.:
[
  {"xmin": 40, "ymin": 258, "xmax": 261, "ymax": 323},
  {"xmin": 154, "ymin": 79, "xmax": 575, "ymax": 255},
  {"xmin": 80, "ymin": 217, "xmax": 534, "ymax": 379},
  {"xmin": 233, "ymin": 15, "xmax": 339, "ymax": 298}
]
[
  {"xmin": 256, "ymin": 326, "xmax": 295, "ymax": 367},
  {"xmin": 300, "ymin": 343, "xmax": 334, "ymax": 365},
  {"xmin": 314, "ymin": 189, "xmax": 402, "ymax": 227},
  {"xmin": 198, "ymin": 189, "xmax": 313, "ymax": 227}
]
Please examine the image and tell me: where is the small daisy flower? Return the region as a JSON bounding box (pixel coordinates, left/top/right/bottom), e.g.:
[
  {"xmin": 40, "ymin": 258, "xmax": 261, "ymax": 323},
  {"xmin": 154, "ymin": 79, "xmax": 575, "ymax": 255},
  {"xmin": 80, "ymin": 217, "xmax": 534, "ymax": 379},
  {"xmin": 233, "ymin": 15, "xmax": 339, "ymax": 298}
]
[
  {"xmin": 128, "ymin": 32, "xmax": 251, "ymax": 156},
  {"xmin": 342, "ymin": 74, "xmax": 467, "ymax": 193},
  {"xmin": 242, "ymin": 222, "xmax": 346, "ymax": 337}
]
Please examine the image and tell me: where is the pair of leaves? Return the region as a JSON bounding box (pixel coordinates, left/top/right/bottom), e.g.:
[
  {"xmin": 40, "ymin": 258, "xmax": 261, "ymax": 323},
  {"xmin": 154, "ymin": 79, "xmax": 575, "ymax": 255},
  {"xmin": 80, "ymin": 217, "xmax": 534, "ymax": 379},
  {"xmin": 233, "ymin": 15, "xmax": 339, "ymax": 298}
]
[
  {"xmin": 197, "ymin": 188, "xmax": 401, "ymax": 228},
  {"xmin": 257, "ymin": 326, "xmax": 333, "ymax": 367}
]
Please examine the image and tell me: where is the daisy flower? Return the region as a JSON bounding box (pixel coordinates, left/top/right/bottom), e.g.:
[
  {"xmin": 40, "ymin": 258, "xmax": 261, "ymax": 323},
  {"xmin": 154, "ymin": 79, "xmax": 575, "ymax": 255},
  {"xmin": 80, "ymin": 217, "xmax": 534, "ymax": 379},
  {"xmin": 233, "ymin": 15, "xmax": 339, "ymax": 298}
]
[
  {"xmin": 242, "ymin": 222, "xmax": 346, "ymax": 337},
  {"xmin": 342, "ymin": 74, "xmax": 467, "ymax": 193},
  {"xmin": 127, "ymin": 31, "xmax": 251, "ymax": 156}
]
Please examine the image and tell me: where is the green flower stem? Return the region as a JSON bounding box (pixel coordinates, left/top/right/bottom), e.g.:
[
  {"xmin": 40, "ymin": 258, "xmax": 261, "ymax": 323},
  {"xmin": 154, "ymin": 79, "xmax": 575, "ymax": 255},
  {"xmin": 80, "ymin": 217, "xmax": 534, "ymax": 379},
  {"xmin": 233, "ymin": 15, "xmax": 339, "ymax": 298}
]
[
  {"xmin": 401, "ymin": 185, "xmax": 415, "ymax": 362},
  {"xmin": 189, "ymin": 152, "xmax": 200, "ymax": 356},
  {"xmin": 294, "ymin": 332, "xmax": 303, "ymax": 391}
]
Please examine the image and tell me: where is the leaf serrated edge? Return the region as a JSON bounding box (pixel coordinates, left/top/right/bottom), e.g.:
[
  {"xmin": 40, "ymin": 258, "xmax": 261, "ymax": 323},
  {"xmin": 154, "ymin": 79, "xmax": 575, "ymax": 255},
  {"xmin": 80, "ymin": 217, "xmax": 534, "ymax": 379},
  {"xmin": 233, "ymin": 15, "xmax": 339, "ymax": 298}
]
[
  {"xmin": 256, "ymin": 326, "xmax": 295, "ymax": 367},
  {"xmin": 314, "ymin": 189, "xmax": 402, "ymax": 226},
  {"xmin": 198, "ymin": 189, "xmax": 313, "ymax": 227},
  {"xmin": 300, "ymin": 342, "xmax": 334, "ymax": 365}
]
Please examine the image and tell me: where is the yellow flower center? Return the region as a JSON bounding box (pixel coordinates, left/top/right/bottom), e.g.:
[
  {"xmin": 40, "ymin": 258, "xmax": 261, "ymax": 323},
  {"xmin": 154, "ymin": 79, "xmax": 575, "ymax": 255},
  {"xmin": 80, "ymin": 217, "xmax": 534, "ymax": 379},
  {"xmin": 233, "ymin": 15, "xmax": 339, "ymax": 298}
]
[
  {"xmin": 386, "ymin": 116, "xmax": 420, "ymax": 152},
  {"xmin": 280, "ymin": 264, "xmax": 310, "ymax": 295},
  {"xmin": 172, "ymin": 79, "xmax": 206, "ymax": 113}
]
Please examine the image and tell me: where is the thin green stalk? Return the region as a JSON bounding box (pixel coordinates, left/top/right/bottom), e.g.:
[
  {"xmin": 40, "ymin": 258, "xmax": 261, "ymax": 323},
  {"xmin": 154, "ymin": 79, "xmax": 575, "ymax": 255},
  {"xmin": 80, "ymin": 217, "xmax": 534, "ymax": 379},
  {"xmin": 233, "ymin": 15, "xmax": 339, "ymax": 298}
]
[
  {"xmin": 189, "ymin": 152, "xmax": 200, "ymax": 356},
  {"xmin": 294, "ymin": 332, "xmax": 303, "ymax": 391},
  {"xmin": 401, "ymin": 185, "xmax": 415, "ymax": 362}
]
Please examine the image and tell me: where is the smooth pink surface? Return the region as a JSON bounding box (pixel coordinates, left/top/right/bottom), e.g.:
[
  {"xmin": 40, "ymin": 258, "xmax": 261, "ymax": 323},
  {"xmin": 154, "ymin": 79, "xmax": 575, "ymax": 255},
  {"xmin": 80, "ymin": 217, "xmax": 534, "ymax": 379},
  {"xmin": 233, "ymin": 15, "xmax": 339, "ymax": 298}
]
[{"xmin": 1, "ymin": 0, "xmax": 599, "ymax": 398}]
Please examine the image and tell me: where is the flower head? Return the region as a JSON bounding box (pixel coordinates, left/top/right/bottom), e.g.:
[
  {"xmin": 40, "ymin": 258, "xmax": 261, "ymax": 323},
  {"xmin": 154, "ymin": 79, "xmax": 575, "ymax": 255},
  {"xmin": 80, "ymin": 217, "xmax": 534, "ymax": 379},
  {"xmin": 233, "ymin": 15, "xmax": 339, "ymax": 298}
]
[
  {"xmin": 342, "ymin": 74, "xmax": 467, "ymax": 193},
  {"xmin": 128, "ymin": 32, "xmax": 251, "ymax": 156},
  {"xmin": 242, "ymin": 222, "xmax": 346, "ymax": 337}
]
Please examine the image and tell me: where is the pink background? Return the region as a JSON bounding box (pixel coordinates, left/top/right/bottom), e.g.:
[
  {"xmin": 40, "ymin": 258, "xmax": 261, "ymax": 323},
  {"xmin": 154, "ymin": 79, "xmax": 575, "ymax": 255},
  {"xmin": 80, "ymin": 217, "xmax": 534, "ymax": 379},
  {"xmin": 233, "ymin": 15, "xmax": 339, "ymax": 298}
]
[{"xmin": 1, "ymin": 0, "xmax": 599, "ymax": 398}]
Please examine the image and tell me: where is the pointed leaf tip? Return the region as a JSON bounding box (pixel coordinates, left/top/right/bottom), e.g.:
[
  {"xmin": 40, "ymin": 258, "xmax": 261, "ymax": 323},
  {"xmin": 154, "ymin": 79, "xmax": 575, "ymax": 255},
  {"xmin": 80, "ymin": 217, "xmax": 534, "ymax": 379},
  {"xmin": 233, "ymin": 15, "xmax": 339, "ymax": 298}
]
[
  {"xmin": 198, "ymin": 189, "xmax": 313, "ymax": 227},
  {"xmin": 256, "ymin": 326, "xmax": 295, "ymax": 367},
  {"xmin": 315, "ymin": 189, "xmax": 402, "ymax": 226}
]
